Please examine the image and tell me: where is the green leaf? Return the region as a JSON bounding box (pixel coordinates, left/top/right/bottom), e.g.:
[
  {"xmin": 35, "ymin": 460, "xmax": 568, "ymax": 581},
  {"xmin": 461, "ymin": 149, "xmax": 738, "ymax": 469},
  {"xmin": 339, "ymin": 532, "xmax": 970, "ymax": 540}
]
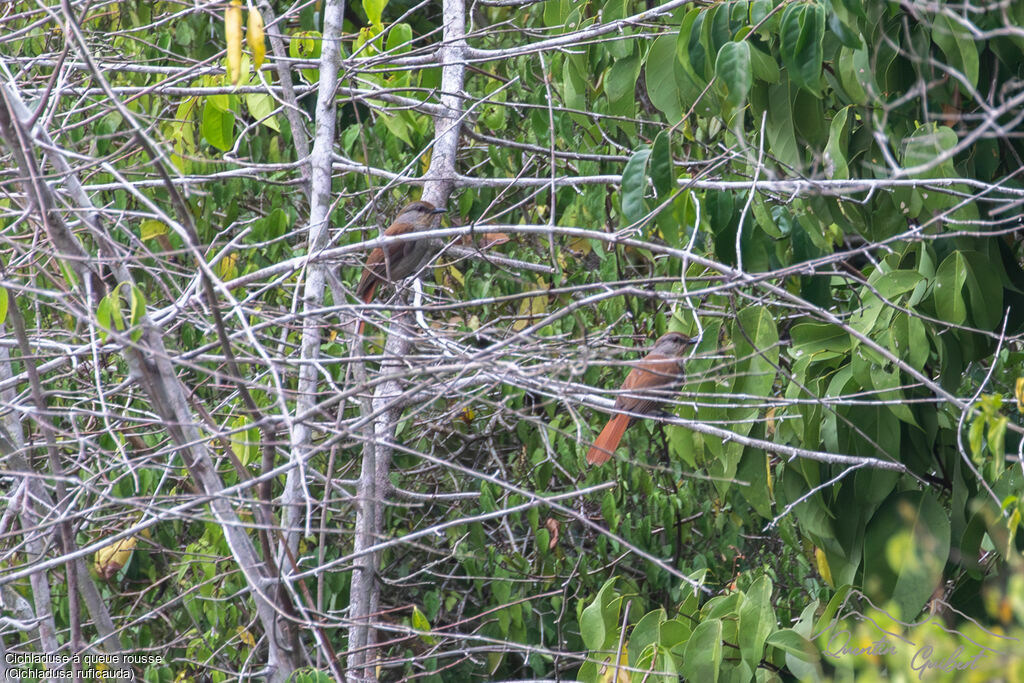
[
  {"xmin": 244, "ymin": 93, "xmax": 280, "ymax": 132},
  {"xmin": 128, "ymin": 284, "xmax": 147, "ymax": 342},
  {"xmin": 606, "ymin": 51, "xmax": 641, "ymax": 103},
  {"xmin": 823, "ymin": 105, "xmax": 850, "ymax": 179},
  {"xmin": 715, "ymin": 41, "xmax": 752, "ymax": 108},
  {"xmin": 766, "ymin": 80, "xmax": 800, "ymax": 168},
  {"xmin": 646, "ymin": 35, "xmax": 684, "ymax": 121},
  {"xmin": 202, "ymin": 99, "xmax": 235, "ymax": 152},
  {"xmin": 411, "ymin": 605, "xmax": 437, "ymax": 645},
  {"xmin": 362, "ymin": 0, "xmax": 388, "ymax": 28},
  {"xmin": 969, "ymin": 414, "xmax": 985, "ymax": 460},
  {"xmin": 867, "ymin": 491, "xmax": 951, "ymax": 619},
  {"xmin": 932, "ymin": 13, "xmax": 979, "ymax": 89},
  {"xmin": 680, "ymin": 618, "xmax": 723, "ymax": 683},
  {"xmin": 903, "ymin": 123, "xmax": 957, "ymax": 177},
  {"xmin": 934, "ymin": 250, "xmax": 968, "ymax": 325},
  {"xmin": 748, "ymin": 44, "xmax": 779, "ymax": 84},
  {"xmin": 837, "ymin": 46, "xmax": 870, "ymax": 104},
  {"xmin": 962, "ymin": 250, "xmax": 1004, "ymax": 330},
  {"xmin": 827, "ymin": 0, "xmax": 862, "ymax": 49},
  {"xmin": 96, "ymin": 284, "xmax": 127, "ymax": 342},
  {"xmin": 561, "ymin": 54, "xmax": 587, "ymax": 113},
  {"xmin": 580, "ymin": 578, "xmax": 618, "ymax": 650},
  {"xmin": 874, "ymin": 269, "xmax": 924, "ymax": 300},
  {"xmin": 650, "ymin": 131, "xmax": 675, "ymax": 198},
  {"xmin": 621, "ymin": 147, "xmax": 652, "ymax": 225},
  {"xmin": 386, "ymin": 22, "xmax": 412, "ymax": 53},
  {"xmin": 765, "ymin": 627, "xmax": 816, "ymax": 660},
  {"xmin": 0, "ymin": 288, "xmax": 8, "ymax": 326},
  {"xmin": 738, "ymin": 576, "xmax": 775, "ymax": 671},
  {"xmin": 780, "ymin": 2, "xmax": 825, "ymax": 93},
  {"xmin": 629, "ymin": 609, "xmax": 666, "ymax": 668},
  {"xmin": 790, "ymin": 321, "xmax": 849, "ymax": 356}
]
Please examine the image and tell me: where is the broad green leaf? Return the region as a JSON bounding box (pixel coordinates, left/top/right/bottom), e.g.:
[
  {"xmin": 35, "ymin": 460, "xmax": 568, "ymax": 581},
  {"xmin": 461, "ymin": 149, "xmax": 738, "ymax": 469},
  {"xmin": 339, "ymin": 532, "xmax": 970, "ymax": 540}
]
[
  {"xmin": 867, "ymin": 491, "xmax": 951, "ymax": 619},
  {"xmin": 628, "ymin": 609, "xmax": 666, "ymax": 668},
  {"xmin": 823, "ymin": 105, "xmax": 850, "ymax": 179},
  {"xmin": 288, "ymin": 31, "xmax": 322, "ymax": 83},
  {"xmin": 386, "ymin": 22, "xmax": 412, "ymax": 54},
  {"xmin": 766, "ymin": 80, "xmax": 800, "ymax": 168},
  {"xmin": 605, "ymin": 51, "xmax": 641, "ymax": 103},
  {"xmin": 827, "ymin": 0, "xmax": 862, "ymax": 49},
  {"xmin": 362, "ymin": 0, "xmax": 387, "ymax": 27},
  {"xmin": 738, "ymin": 576, "xmax": 774, "ymax": 671},
  {"xmin": 963, "ymin": 250, "xmax": 1004, "ymax": 330},
  {"xmin": 748, "ymin": 44, "xmax": 779, "ymax": 84},
  {"xmin": 380, "ymin": 110, "xmax": 414, "ymax": 147},
  {"xmin": 646, "ymin": 35, "xmax": 684, "ymax": 121},
  {"xmin": 874, "ymin": 269, "xmax": 924, "ymax": 300},
  {"xmin": 780, "ymin": 2, "xmax": 825, "ymax": 93},
  {"xmin": 140, "ymin": 219, "xmax": 168, "ymax": 241},
  {"xmin": 203, "ymin": 99, "xmax": 235, "ymax": 152},
  {"xmin": 903, "ymin": 123, "xmax": 957, "ymax": 178},
  {"xmin": 561, "ymin": 54, "xmax": 587, "ymax": 112},
  {"xmin": 932, "ymin": 13, "xmax": 979, "ymax": 89},
  {"xmin": 621, "ymin": 147, "xmax": 652, "ymax": 225},
  {"xmin": 411, "ymin": 605, "xmax": 437, "ymax": 645},
  {"xmin": 245, "ymin": 93, "xmax": 280, "ymax": 132},
  {"xmin": 838, "ymin": 46, "xmax": 870, "ymax": 104},
  {"xmin": 933, "ymin": 250, "xmax": 968, "ymax": 325},
  {"xmin": 790, "ymin": 321, "xmax": 849, "ymax": 356},
  {"xmin": 765, "ymin": 627, "xmax": 816, "ymax": 660},
  {"xmin": 650, "ymin": 131, "xmax": 675, "ymax": 198},
  {"xmin": 715, "ymin": 41, "xmax": 751, "ymax": 108},
  {"xmin": 580, "ymin": 578, "xmax": 619, "ymax": 650},
  {"xmin": 680, "ymin": 618, "xmax": 723, "ymax": 683},
  {"xmin": 128, "ymin": 284, "xmax": 146, "ymax": 342}
]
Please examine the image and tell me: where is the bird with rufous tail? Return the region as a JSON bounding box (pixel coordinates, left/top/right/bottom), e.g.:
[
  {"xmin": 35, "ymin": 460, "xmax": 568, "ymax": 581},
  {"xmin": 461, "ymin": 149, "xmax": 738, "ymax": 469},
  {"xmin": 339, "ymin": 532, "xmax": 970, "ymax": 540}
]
[
  {"xmin": 354, "ymin": 200, "xmax": 447, "ymax": 333},
  {"xmin": 586, "ymin": 332, "xmax": 695, "ymax": 466}
]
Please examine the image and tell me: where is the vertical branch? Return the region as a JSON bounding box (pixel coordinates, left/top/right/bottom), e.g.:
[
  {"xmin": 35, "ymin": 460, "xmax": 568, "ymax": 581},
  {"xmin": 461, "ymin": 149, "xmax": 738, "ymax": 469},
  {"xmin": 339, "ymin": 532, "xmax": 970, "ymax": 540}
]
[
  {"xmin": 347, "ymin": 0, "xmax": 468, "ymax": 679},
  {"xmin": 283, "ymin": 0, "xmax": 346, "ymax": 556}
]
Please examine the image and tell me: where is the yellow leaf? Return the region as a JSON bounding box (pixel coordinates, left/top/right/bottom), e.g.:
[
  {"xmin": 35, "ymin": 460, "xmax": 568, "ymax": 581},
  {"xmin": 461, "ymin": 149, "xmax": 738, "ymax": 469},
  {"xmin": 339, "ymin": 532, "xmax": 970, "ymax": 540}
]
[
  {"xmin": 598, "ymin": 650, "xmax": 631, "ymax": 683},
  {"xmin": 1015, "ymin": 377, "xmax": 1024, "ymax": 412},
  {"xmin": 236, "ymin": 626, "xmax": 256, "ymax": 648},
  {"xmin": 218, "ymin": 252, "xmax": 239, "ymax": 281},
  {"xmin": 567, "ymin": 235, "xmax": 592, "ymax": 256},
  {"xmin": 447, "ymin": 264, "xmax": 464, "ymax": 286},
  {"xmin": 815, "ymin": 547, "xmax": 834, "ymax": 588},
  {"xmin": 512, "ymin": 279, "xmax": 549, "ymax": 332},
  {"xmin": 225, "ymin": 0, "xmax": 243, "ymax": 85},
  {"xmin": 94, "ymin": 536, "xmax": 138, "ymax": 580},
  {"xmin": 140, "ymin": 219, "xmax": 168, "ymax": 241},
  {"xmin": 247, "ymin": 9, "xmax": 266, "ymax": 70},
  {"xmin": 412, "ymin": 605, "xmax": 437, "ymax": 645}
]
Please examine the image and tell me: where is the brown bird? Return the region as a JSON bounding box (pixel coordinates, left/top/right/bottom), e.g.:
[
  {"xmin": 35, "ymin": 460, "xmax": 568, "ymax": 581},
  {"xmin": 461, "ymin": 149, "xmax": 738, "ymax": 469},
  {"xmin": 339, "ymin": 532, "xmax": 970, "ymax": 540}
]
[
  {"xmin": 355, "ymin": 201, "xmax": 446, "ymax": 330},
  {"xmin": 586, "ymin": 332, "xmax": 695, "ymax": 466}
]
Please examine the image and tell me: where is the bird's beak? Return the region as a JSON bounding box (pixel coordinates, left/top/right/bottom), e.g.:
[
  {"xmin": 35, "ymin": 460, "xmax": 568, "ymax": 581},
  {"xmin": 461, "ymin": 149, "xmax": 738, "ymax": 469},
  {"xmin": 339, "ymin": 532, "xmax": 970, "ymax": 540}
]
[{"xmin": 431, "ymin": 207, "xmax": 448, "ymax": 214}]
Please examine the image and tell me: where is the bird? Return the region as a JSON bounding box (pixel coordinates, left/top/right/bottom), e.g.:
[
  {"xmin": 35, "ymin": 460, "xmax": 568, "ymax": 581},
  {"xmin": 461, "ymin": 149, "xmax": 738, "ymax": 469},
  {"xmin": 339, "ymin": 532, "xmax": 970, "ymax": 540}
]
[
  {"xmin": 354, "ymin": 200, "xmax": 447, "ymax": 331},
  {"xmin": 586, "ymin": 332, "xmax": 695, "ymax": 466}
]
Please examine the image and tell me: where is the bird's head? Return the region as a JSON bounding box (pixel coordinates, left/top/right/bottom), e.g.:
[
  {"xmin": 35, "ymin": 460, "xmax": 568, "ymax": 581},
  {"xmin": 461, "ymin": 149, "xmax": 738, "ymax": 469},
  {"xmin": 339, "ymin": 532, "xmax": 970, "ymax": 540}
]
[{"xmin": 653, "ymin": 331, "xmax": 696, "ymax": 356}]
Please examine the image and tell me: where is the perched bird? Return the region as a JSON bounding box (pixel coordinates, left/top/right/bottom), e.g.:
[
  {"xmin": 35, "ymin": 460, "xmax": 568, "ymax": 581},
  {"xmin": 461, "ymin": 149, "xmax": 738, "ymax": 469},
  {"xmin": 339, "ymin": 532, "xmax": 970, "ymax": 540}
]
[
  {"xmin": 586, "ymin": 332, "xmax": 695, "ymax": 466},
  {"xmin": 355, "ymin": 200, "xmax": 446, "ymax": 331}
]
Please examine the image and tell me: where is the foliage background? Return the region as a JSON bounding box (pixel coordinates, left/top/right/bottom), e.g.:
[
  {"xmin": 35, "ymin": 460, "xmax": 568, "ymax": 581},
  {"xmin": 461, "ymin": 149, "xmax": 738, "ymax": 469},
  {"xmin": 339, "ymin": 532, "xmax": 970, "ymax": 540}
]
[{"xmin": 1, "ymin": 0, "xmax": 1024, "ymax": 680}]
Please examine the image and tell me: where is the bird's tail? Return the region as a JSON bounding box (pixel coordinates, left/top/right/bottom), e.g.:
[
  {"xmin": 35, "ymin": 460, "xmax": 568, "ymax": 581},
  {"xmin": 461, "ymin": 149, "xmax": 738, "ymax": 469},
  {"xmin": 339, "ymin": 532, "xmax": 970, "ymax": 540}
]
[
  {"xmin": 586, "ymin": 414, "xmax": 630, "ymax": 465},
  {"xmin": 356, "ymin": 282, "xmax": 378, "ymax": 335}
]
